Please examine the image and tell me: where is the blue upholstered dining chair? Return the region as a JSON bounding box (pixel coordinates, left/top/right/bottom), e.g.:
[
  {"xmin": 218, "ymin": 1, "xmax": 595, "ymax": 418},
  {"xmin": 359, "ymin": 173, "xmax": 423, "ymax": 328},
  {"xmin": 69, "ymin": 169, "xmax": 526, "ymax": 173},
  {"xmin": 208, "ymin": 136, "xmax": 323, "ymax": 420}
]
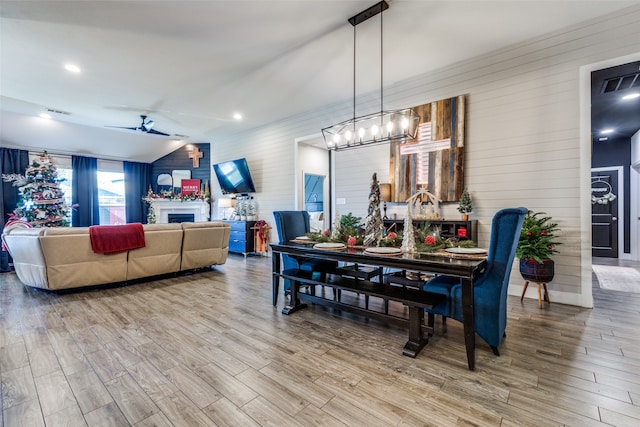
[
  {"xmin": 423, "ymin": 207, "xmax": 527, "ymax": 356},
  {"xmin": 273, "ymin": 211, "xmax": 337, "ymax": 304}
]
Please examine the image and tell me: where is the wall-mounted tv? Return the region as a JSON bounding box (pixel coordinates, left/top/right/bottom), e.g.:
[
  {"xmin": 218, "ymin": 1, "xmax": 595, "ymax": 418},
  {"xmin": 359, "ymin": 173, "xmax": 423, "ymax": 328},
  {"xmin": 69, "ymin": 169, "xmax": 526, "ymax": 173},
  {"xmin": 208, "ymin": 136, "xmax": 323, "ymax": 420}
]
[{"xmin": 213, "ymin": 158, "xmax": 256, "ymax": 194}]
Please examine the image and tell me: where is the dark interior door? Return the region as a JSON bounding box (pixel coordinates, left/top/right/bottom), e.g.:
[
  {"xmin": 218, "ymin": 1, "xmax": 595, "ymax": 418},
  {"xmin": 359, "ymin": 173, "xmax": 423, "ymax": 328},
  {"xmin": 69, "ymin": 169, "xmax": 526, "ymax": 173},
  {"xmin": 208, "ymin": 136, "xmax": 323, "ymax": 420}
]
[{"xmin": 592, "ymin": 170, "xmax": 619, "ymax": 258}]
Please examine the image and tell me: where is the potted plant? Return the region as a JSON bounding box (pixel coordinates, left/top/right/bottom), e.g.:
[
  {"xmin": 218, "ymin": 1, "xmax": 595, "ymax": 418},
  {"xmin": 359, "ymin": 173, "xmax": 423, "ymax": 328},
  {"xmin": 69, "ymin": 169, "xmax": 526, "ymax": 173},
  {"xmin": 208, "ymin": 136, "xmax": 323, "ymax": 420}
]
[
  {"xmin": 457, "ymin": 189, "xmax": 473, "ymax": 220},
  {"xmin": 516, "ymin": 210, "xmax": 561, "ymax": 282},
  {"xmin": 234, "ymin": 200, "xmax": 247, "ymax": 220},
  {"xmin": 246, "ymin": 200, "xmax": 257, "ymax": 221}
]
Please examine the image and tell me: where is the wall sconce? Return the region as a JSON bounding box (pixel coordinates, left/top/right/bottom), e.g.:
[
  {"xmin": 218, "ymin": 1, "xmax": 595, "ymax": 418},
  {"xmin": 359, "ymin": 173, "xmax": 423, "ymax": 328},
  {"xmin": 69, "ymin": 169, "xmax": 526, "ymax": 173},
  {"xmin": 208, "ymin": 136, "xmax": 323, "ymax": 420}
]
[{"xmin": 379, "ymin": 183, "xmax": 391, "ymax": 219}]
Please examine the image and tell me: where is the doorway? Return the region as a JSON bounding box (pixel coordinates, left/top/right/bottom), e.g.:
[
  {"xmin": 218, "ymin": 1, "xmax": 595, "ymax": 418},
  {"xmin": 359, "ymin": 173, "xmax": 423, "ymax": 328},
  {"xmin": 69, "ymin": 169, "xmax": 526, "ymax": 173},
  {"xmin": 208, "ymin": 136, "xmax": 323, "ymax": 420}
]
[
  {"xmin": 294, "ymin": 134, "xmax": 330, "ymax": 231},
  {"xmin": 591, "ymin": 167, "xmax": 622, "ymax": 258},
  {"xmin": 587, "ymin": 57, "xmax": 640, "ymax": 304}
]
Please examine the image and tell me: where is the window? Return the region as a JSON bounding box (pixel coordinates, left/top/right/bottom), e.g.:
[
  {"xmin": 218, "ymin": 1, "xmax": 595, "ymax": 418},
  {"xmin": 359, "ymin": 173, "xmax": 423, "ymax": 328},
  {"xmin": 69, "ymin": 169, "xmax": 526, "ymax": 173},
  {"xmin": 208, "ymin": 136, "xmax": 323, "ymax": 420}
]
[
  {"xmin": 97, "ymin": 160, "xmax": 125, "ymax": 225},
  {"xmin": 25, "ymin": 153, "xmax": 126, "ymax": 226}
]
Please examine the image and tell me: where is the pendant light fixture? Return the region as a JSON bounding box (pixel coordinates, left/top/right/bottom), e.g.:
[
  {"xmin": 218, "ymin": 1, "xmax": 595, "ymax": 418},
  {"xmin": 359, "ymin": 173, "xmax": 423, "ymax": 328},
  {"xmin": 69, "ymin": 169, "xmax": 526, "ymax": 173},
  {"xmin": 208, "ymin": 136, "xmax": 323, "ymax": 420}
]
[{"xmin": 322, "ymin": 1, "xmax": 420, "ymax": 150}]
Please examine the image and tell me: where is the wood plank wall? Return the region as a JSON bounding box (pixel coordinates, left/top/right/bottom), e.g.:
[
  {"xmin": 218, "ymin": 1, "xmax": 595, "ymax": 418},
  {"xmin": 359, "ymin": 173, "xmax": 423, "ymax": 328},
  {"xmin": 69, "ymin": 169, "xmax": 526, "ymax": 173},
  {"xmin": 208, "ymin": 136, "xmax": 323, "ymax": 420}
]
[
  {"xmin": 210, "ymin": 5, "xmax": 640, "ymax": 307},
  {"xmin": 151, "ymin": 143, "xmax": 210, "ymax": 193}
]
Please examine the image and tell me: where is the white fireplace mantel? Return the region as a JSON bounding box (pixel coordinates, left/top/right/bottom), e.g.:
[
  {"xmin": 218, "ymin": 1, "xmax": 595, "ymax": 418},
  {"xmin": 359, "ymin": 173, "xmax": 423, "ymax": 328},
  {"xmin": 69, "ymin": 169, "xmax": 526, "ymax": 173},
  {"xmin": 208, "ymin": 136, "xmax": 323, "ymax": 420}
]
[{"xmin": 149, "ymin": 199, "xmax": 210, "ymax": 223}]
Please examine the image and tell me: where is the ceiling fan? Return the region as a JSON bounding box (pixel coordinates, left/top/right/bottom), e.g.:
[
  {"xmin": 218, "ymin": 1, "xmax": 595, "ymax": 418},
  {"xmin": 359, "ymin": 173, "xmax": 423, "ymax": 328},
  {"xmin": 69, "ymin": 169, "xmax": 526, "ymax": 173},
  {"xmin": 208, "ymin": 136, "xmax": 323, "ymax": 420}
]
[{"xmin": 106, "ymin": 115, "xmax": 171, "ymax": 136}]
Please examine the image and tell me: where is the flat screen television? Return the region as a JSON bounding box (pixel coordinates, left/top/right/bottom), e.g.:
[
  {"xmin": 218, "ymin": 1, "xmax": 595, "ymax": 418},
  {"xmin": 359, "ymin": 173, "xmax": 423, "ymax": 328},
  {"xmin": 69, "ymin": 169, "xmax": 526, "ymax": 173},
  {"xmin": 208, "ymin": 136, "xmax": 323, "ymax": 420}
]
[{"xmin": 213, "ymin": 158, "xmax": 256, "ymax": 194}]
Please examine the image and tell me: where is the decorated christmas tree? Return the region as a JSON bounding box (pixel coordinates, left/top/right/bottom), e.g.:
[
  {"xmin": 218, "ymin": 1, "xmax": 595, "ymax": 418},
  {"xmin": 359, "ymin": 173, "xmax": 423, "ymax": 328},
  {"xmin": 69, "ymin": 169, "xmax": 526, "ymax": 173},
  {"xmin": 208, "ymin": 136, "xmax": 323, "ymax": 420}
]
[
  {"xmin": 363, "ymin": 172, "xmax": 383, "ymax": 247},
  {"xmin": 3, "ymin": 152, "xmax": 71, "ymax": 227},
  {"xmin": 457, "ymin": 188, "xmax": 473, "ymax": 215}
]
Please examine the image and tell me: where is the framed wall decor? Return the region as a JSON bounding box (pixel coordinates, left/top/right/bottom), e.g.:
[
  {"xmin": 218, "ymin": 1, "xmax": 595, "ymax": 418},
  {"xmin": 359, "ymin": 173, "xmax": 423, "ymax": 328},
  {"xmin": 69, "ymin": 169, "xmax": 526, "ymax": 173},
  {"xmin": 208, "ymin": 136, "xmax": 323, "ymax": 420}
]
[{"xmin": 389, "ymin": 95, "xmax": 465, "ymax": 203}]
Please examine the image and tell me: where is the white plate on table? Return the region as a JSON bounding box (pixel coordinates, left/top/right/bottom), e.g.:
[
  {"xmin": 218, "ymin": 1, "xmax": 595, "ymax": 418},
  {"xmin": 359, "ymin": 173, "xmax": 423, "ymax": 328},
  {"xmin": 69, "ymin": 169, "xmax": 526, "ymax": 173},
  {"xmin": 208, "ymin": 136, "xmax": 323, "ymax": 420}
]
[
  {"xmin": 364, "ymin": 247, "xmax": 402, "ymax": 255},
  {"xmin": 313, "ymin": 242, "xmax": 346, "ymax": 250},
  {"xmin": 294, "ymin": 236, "xmax": 312, "ymax": 241},
  {"xmin": 445, "ymin": 247, "xmax": 487, "ymax": 254}
]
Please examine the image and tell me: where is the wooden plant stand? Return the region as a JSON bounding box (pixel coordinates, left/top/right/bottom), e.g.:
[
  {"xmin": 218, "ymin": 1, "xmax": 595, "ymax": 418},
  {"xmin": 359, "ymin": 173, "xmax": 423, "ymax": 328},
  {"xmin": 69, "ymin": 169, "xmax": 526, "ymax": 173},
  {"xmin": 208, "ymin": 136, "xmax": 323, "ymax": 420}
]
[{"xmin": 521, "ymin": 281, "xmax": 551, "ymax": 309}]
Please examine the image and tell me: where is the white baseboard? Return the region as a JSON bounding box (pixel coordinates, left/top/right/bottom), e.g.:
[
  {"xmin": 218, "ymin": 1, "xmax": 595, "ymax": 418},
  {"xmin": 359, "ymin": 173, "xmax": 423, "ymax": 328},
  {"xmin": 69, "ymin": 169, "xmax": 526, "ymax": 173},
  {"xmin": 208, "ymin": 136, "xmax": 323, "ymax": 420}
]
[{"xmin": 508, "ymin": 284, "xmax": 593, "ymax": 308}]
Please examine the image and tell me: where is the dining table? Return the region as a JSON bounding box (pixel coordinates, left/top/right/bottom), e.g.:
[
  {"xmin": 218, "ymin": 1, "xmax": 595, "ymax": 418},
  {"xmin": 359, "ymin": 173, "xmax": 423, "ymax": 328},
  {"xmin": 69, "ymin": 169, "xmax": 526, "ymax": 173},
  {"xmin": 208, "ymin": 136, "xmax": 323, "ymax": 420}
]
[{"xmin": 270, "ymin": 241, "xmax": 488, "ymax": 370}]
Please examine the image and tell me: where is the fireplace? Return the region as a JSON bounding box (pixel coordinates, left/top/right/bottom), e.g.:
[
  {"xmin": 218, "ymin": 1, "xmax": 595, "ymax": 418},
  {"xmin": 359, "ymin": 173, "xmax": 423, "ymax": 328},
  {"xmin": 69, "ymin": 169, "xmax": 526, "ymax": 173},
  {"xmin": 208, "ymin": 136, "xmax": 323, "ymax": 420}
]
[
  {"xmin": 148, "ymin": 199, "xmax": 210, "ymax": 223},
  {"xmin": 168, "ymin": 213, "xmax": 195, "ymax": 223}
]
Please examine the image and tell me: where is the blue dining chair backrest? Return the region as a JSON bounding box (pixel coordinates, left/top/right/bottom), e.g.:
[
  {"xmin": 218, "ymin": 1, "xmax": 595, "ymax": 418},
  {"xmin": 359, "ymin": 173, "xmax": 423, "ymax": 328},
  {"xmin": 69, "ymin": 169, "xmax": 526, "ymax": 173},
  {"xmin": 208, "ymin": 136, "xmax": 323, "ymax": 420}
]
[
  {"xmin": 273, "ymin": 210, "xmax": 312, "ymax": 273},
  {"xmin": 273, "ymin": 211, "xmax": 311, "ymax": 245},
  {"xmin": 472, "ymin": 207, "xmax": 527, "ymax": 349},
  {"xmin": 273, "ymin": 211, "xmax": 337, "ymax": 299},
  {"xmin": 424, "ymin": 207, "xmax": 527, "ymax": 353}
]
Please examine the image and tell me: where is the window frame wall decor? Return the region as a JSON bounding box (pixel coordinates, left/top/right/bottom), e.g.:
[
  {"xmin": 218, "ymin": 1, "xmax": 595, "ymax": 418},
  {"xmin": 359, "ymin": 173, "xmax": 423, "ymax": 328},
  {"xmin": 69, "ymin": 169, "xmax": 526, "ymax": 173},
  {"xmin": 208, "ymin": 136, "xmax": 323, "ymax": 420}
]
[{"xmin": 389, "ymin": 95, "xmax": 465, "ymax": 203}]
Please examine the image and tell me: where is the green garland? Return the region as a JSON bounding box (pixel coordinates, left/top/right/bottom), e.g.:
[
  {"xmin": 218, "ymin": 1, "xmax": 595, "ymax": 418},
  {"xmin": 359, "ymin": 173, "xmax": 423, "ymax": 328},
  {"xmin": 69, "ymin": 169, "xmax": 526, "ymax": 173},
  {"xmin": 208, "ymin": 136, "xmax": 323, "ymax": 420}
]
[{"xmin": 305, "ymin": 214, "xmax": 477, "ymax": 252}]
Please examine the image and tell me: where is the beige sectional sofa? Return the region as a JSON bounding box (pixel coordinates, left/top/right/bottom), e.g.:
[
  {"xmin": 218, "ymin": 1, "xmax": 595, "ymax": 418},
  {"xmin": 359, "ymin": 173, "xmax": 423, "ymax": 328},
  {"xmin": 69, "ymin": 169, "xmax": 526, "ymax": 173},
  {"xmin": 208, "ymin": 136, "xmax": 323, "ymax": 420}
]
[{"xmin": 2, "ymin": 222, "xmax": 230, "ymax": 291}]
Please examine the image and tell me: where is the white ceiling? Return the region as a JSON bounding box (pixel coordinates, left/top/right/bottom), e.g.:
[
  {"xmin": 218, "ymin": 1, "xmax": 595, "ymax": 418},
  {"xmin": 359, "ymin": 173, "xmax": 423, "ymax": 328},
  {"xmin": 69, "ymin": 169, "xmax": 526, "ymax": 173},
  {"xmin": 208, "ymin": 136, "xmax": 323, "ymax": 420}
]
[{"xmin": 1, "ymin": 0, "xmax": 638, "ymax": 162}]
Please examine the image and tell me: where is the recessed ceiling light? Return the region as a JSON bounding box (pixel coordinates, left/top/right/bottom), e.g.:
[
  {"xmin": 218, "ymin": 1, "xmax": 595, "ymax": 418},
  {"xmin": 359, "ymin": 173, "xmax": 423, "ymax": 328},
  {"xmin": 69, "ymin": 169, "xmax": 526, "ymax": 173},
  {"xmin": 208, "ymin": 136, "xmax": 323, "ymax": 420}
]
[
  {"xmin": 622, "ymin": 92, "xmax": 640, "ymax": 100},
  {"xmin": 39, "ymin": 113, "xmax": 52, "ymax": 119},
  {"xmin": 600, "ymin": 128, "xmax": 614, "ymax": 134},
  {"xmin": 64, "ymin": 63, "xmax": 81, "ymax": 73},
  {"xmin": 233, "ymin": 113, "xmax": 242, "ymax": 121},
  {"xmin": 598, "ymin": 137, "xmax": 608, "ymax": 142}
]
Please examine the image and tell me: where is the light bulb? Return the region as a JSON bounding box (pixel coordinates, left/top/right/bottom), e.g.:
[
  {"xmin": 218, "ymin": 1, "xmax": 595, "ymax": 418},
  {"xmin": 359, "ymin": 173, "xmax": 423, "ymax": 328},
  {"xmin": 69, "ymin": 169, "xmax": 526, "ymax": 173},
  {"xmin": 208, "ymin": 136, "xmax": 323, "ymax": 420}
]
[
  {"xmin": 386, "ymin": 121, "xmax": 394, "ymax": 134},
  {"xmin": 345, "ymin": 130, "xmax": 352, "ymax": 141},
  {"xmin": 371, "ymin": 125, "xmax": 379, "ymax": 137},
  {"xmin": 333, "ymin": 134, "xmax": 341, "ymax": 143},
  {"xmin": 358, "ymin": 128, "xmax": 365, "ymax": 139},
  {"xmin": 401, "ymin": 117, "xmax": 409, "ymax": 130}
]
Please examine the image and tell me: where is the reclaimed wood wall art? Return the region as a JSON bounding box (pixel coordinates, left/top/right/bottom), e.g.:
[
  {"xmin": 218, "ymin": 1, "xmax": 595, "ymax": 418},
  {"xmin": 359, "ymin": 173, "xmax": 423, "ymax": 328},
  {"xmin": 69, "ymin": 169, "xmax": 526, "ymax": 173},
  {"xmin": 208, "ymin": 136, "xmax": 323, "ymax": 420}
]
[{"xmin": 389, "ymin": 95, "xmax": 465, "ymax": 203}]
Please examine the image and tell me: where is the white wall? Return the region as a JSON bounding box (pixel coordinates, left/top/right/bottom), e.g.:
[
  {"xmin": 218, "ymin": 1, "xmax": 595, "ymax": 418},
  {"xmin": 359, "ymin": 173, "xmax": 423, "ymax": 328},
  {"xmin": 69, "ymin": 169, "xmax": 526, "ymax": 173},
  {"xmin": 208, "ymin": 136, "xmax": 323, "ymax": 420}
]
[{"xmin": 212, "ymin": 5, "xmax": 640, "ymax": 307}]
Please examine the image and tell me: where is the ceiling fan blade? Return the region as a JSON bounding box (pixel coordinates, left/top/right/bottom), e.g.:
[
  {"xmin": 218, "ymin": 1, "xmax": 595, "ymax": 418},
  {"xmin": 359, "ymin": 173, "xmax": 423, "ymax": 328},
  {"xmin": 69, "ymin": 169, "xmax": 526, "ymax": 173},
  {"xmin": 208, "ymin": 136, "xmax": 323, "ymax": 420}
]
[
  {"xmin": 105, "ymin": 125, "xmax": 139, "ymax": 131},
  {"xmin": 146, "ymin": 128, "xmax": 170, "ymax": 136}
]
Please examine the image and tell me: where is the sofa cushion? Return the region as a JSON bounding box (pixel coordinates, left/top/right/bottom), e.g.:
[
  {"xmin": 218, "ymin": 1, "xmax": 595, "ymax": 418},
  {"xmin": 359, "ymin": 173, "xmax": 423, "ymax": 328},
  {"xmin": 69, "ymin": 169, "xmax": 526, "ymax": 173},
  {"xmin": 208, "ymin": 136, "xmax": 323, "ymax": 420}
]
[
  {"xmin": 143, "ymin": 223, "xmax": 182, "ymax": 231},
  {"xmin": 39, "ymin": 229, "xmax": 128, "ymax": 290},
  {"xmin": 43, "ymin": 227, "xmax": 90, "ymax": 235},
  {"xmin": 180, "ymin": 222, "xmax": 230, "ymax": 270},
  {"xmin": 127, "ymin": 223, "xmax": 183, "ymax": 280}
]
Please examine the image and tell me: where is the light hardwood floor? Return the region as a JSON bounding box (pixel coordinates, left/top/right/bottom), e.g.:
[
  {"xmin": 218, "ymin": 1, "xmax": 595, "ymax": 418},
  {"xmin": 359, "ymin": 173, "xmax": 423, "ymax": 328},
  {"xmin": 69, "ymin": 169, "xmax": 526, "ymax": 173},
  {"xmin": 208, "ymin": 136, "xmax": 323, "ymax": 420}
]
[{"xmin": 1, "ymin": 255, "xmax": 639, "ymax": 427}]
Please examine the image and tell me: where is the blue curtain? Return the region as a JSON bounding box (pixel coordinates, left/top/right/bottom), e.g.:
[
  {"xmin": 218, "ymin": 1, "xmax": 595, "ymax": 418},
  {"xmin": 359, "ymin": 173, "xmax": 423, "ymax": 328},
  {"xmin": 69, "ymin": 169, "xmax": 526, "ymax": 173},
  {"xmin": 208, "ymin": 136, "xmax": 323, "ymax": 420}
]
[
  {"xmin": 72, "ymin": 155, "xmax": 99, "ymax": 227},
  {"xmin": 124, "ymin": 161, "xmax": 152, "ymax": 224},
  {"xmin": 1, "ymin": 148, "xmax": 29, "ymax": 272}
]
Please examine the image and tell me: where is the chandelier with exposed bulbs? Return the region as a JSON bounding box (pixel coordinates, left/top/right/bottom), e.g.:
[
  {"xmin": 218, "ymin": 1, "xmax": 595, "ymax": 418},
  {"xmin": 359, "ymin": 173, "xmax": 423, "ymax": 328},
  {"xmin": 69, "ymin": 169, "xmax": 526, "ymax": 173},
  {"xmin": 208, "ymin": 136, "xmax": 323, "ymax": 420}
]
[{"xmin": 322, "ymin": 1, "xmax": 420, "ymax": 150}]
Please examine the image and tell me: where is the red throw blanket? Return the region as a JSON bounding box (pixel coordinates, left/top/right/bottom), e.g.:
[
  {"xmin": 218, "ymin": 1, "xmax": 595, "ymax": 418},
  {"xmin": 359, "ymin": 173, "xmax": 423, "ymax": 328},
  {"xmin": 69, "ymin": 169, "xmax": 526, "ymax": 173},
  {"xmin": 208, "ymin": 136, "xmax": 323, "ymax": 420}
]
[{"xmin": 89, "ymin": 223, "xmax": 145, "ymax": 255}]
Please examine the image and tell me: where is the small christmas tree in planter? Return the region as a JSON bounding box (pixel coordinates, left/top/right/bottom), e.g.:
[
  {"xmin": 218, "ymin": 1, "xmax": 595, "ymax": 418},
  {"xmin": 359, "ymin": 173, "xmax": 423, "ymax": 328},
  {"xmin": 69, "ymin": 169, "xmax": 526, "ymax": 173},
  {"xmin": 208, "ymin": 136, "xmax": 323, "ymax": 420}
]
[
  {"xmin": 516, "ymin": 210, "xmax": 561, "ymax": 308},
  {"xmin": 457, "ymin": 188, "xmax": 473, "ymax": 220},
  {"xmin": 2, "ymin": 151, "xmax": 71, "ymax": 227}
]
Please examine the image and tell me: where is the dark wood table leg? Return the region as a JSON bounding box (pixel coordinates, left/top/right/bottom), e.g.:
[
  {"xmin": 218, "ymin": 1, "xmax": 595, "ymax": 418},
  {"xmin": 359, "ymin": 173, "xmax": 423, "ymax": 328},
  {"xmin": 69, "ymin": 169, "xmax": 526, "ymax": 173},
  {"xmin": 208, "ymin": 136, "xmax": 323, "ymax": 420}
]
[
  {"xmin": 402, "ymin": 306, "xmax": 429, "ymax": 357},
  {"xmin": 272, "ymin": 252, "xmax": 281, "ymax": 306},
  {"xmin": 282, "ymin": 276, "xmax": 307, "ymax": 315},
  {"xmin": 461, "ymin": 277, "xmax": 476, "ymax": 370}
]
